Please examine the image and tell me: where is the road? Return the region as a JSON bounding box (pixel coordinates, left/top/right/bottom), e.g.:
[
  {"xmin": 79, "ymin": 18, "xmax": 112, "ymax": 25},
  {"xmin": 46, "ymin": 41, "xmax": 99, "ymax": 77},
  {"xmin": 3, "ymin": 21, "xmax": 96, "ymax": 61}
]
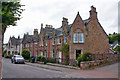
[
  {"xmin": 2, "ymin": 58, "xmax": 86, "ymax": 78},
  {"xmin": 2, "ymin": 58, "xmax": 119, "ymax": 78}
]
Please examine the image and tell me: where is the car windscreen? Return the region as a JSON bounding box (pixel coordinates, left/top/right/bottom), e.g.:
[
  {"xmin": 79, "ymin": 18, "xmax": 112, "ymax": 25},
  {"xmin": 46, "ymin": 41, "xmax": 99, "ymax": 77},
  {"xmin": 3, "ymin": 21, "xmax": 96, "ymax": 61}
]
[{"xmin": 16, "ymin": 56, "xmax": 23, "ymax": 58}]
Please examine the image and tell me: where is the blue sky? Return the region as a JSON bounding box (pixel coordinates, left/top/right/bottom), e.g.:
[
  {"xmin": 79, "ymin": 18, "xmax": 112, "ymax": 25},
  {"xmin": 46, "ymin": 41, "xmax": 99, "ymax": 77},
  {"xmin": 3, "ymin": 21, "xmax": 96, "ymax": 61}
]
[{"xmin": 4, "ymin": 0, "xmax": 119, "ymax": 43}]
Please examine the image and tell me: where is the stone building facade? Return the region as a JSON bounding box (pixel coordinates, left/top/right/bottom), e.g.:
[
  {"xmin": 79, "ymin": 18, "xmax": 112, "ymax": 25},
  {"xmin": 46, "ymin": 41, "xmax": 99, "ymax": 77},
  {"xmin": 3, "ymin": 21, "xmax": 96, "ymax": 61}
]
[
  {"xmin": 22, "ymin": 6, "xmax": 109, "ymax": 63},
  {"xmin": 7, "ymin": 36, "xmax": 23, "ymax": 55}
]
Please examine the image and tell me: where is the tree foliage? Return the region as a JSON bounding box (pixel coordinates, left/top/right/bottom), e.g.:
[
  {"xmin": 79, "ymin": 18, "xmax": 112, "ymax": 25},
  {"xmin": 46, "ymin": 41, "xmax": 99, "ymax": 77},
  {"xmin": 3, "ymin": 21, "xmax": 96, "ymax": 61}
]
[
  {"xmin": 60, "ymin": 43, "xmax": 69, "ymax": 57},
  {"xmin": 109, "ymin": 34, "xmax": 120, "ymax": 44},
  {"xmin": 3, "ymin": 49, "xmax": 6, "ymax": 55},
  {"xmin": 113, "ymin": 46, "xmax": 120, "ymax": 53},
  {"xmin": 2, "ymin": 1, "xmax": 24, "ymax": 34},
  {"xmin": 22, "ymin": 49, "xmax": 30, "ymax": 60}
]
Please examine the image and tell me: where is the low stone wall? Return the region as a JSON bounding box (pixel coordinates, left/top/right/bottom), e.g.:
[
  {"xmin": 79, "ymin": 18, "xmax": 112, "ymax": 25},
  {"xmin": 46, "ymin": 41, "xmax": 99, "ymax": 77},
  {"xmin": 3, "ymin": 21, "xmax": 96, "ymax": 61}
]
[{"xmin": 90, "ymin": 54, "xmax": 120, "ymax": 63}]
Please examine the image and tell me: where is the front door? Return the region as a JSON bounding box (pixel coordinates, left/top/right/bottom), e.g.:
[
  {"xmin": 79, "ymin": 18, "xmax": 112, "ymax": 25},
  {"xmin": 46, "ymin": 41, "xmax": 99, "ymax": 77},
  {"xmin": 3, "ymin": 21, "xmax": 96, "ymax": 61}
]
[
  {"xmin": 59, "ymin": 51, "xmax": 62, "ymax": 63},
  {"xmin": 76, "ymin": 50, "xmax": 81, "ymax": 60}
]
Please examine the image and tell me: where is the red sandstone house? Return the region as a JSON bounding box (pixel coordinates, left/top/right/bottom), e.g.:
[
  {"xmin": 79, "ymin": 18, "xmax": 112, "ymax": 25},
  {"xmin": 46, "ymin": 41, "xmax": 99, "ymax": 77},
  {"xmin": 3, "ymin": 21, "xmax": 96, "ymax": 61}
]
[{"xmin": 22, "ymin": 6, "xmax": 109, "ymax": 64}]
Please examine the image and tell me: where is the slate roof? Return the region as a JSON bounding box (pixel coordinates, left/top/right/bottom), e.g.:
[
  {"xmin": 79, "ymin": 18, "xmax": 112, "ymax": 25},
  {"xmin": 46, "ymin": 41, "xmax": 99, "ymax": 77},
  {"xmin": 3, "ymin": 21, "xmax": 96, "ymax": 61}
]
[
  {"xmin": 10, "ymin": 37, "xmax": 22, "ymax": 46},
  {"xmin": 83, "ymin": 18, "xmax": 91, "ymax": 26},
  {"xmin": 22, "ymin": 35, "xmax": 37, "ymax": 43}
]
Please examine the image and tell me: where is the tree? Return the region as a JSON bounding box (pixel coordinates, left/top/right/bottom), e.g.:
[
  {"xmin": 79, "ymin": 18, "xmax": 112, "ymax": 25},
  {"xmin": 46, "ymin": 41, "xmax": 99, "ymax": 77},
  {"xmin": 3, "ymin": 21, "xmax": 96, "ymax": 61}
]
[
  {"xmin": 22, "ymin": 49, "xmax": 30, "ymax": 60},
  {"xmin": 1, "ymin": 1, "xmax": 24, "ymax": 54},
  {"xmin": 60, "ymin": 43, "xmax": 69, "ymax": 64},
  {"xmin": 109, "ymin": 34, "xmax": 120, "ymax": 44}
]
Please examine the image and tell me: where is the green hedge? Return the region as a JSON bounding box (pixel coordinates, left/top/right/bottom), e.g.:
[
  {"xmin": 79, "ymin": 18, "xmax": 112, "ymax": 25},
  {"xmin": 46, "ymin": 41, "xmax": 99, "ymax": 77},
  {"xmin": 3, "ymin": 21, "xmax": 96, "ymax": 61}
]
[{"xmin": 22, "ymin": 49, "xmax": 30, "ymax": 60}]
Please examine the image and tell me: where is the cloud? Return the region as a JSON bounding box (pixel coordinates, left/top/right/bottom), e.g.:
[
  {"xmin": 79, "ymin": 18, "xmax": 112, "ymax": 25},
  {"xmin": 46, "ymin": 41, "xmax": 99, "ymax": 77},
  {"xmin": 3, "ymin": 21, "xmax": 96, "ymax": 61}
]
[{"xmin": 4, "ymin": 0, "xmax": 119, "ymax": 43}]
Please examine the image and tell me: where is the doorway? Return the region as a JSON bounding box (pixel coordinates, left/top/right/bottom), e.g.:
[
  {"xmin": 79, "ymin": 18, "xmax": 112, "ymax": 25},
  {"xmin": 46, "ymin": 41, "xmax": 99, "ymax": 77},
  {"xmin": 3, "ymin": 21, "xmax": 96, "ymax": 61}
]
[
  {"xmin": 59, "ymin": 51, "xmax": 62, "ymax": 63},
  {"xmin": 76, "ymin": 50, "xmax": 82, "ymax": 60}
]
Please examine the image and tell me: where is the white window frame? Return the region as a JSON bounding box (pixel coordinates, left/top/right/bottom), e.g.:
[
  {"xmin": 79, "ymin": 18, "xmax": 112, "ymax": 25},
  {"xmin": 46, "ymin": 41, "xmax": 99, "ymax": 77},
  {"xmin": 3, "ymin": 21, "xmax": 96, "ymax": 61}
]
[
  {"xmin": 41, "ymin": 51, "xmax": 43, "ymax": 56},
  {"xmin": 42, "ymin": 40, "xmax": 43, "ymax": 46},
  {"xmin": 73, "ymin": 33, "xmax": 78, "ymax": 43},
  {"xmin": 39, "ymin": 41, "xmax": 41, "ymax": 46},
  {"xmin": 58, "ymin": 38, "xmax": 61, "ymax": 44},
  {"xmin": 52, "ymin": 50, "xmax": 54, "ymax": 58},
  {"xmin": 44, "ymin": 51, "xmax": 47, "ymax": 58},
  {"xmin": 52, "ymin": 38, "xmax": 55, "ymax": 45},
  {"xmin": 64, "ymin": 36, "xmax": 67, "ymax": 43},
  {"xmin": 45, "ymin": 40, "xmax": 47, "ymax": 46},
  {"xmin": 79, "ymin": 33, "xmax": 84, "ymax": 43}
]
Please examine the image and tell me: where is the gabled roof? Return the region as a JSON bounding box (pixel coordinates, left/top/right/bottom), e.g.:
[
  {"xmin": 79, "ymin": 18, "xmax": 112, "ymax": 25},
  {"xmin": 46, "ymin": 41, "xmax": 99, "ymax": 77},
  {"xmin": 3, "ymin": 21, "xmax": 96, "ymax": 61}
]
[
  {"xmin": 22, "ymin": 34, "xmax": 37, "ymax": 43},
  {"xmin": 10, "ymin": 37, "xmax": 22, "ymax": 46}
]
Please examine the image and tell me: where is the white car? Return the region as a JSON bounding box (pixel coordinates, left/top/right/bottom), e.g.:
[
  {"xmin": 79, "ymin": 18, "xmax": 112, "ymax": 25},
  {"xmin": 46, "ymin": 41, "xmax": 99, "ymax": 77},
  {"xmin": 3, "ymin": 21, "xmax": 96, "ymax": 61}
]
[{"xmin": 11, "ymin": 55, "xmax": 25, "ymax": 64}]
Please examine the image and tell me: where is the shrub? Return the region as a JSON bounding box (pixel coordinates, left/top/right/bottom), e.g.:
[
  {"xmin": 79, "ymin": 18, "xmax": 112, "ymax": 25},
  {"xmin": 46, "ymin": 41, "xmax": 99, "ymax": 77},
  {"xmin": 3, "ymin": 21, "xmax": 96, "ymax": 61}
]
[
  {"xmin": 77, "ymin": 51, "xmax": 93, "ymax": 67},
  {"xmin": 3, "ymin": 50, "xmax": 7, "ymax": 57},
  {"xmin": 49, "ymin": 58, "xmax": 56, "ymax": 63},
  {"xmin": 18, "ymin": 53, "xmax": 20, "ymax": 55},
  {"xmin": 82, "ymin": 52, "xmax": 93, "ymax": 61},
  {"xmin": 63, "ymin": 61, "xmax": 69, "ymax": 65},
  {"xmin": 4, "ymin": 54, "xmax": 9, "ymax": 58},
  {"xmin": 40, "ymin": 56, "xmax": 46, "ymax": 62},
  {"xmin": 10, "ymin": 54, "xmax": 13, "ymax": 59},
  {"xmin": 37, "ymin": 56, "xmax": 42, "ymax": 61},
  {"xmin": 22, "ymin": 49, "xmax": 30, "ymax": 60}
]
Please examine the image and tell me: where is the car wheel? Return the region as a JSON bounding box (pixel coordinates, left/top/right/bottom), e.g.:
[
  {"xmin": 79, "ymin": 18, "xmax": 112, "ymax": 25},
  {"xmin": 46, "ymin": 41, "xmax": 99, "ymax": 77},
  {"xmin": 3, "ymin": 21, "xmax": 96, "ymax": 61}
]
[{"xmin": 14, "ymin": 61, "xmax": 16, "ymax": 64}]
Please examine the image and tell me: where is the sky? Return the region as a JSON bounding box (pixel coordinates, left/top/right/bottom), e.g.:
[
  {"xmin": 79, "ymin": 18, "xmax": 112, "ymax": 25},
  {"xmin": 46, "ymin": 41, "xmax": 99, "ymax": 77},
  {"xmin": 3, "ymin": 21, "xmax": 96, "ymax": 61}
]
[{"xmin": 4, "ymin": 0, "xmax": 119, "ymax": 43}]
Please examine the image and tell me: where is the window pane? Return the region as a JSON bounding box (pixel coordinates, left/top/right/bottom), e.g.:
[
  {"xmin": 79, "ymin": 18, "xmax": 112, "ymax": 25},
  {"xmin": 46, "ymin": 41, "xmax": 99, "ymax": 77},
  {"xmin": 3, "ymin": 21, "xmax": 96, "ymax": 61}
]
[
  {"xmin": 41, "ymin": 52, "xmax": 43, "ymax": 56},
  {"xmin": 58, "ymin": 38, "xmax": 61, "ymax": 44},
  {"xmin": 64, "ymin": 37, "xmax": 67, "ymax": 43},
  {"xmin": 46, "ymin": 40, "xmax": 47, "ymax": 46},
  {"xmin": 73, "ymin": 33, "xmax": 78, "ymax": 43},
  {"xmin": 79, "ymin": 33, "xmax": 84, "ymax": 43}
]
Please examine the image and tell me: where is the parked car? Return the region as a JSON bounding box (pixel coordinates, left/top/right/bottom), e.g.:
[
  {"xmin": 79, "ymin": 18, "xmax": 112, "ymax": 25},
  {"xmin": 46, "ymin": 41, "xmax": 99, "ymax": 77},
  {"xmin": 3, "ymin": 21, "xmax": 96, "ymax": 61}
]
[{"xmin": 11, "ymin": 55, "xmax": 25, "ymax": 64}]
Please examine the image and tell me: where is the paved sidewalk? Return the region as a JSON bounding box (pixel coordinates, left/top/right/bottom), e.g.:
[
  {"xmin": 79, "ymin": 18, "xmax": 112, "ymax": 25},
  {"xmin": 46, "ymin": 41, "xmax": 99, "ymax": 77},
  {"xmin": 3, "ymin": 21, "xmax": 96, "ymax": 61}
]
[{"xmin": 25, "ymin": 62, "xmax": 119, "ymax": 78}]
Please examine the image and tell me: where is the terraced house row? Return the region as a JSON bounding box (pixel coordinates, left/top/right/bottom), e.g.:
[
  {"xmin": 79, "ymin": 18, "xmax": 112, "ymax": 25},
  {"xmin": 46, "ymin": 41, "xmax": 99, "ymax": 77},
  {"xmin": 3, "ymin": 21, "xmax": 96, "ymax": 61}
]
[{"xmin": 7, "ymin": 6, "xmax": 109, "ymax": 64}]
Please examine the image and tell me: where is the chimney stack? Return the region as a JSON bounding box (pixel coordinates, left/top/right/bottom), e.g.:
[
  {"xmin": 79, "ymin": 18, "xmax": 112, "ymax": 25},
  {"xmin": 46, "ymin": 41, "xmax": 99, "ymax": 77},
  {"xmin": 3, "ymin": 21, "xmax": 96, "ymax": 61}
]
[
  {"xmin": 89, "ymin": 6, "xmax": 97, "ymax": 19},
  {"xmin": 41, "ymin": 23, "xmax": 43, "ymax": 28},
  {"xmin": 45, "ymin": 24, "xmax": 53, "ymax": 29},
  {"xmin": 18, "ymin": 35, "xmax": 20, "ymax": 39},
  {"xmin": 34, "ymin": 29, "xmax": 38, "ymax": 37},
  {"xmin": 62, "ymin": 17, "xmax": 68, "ymax": 28}
]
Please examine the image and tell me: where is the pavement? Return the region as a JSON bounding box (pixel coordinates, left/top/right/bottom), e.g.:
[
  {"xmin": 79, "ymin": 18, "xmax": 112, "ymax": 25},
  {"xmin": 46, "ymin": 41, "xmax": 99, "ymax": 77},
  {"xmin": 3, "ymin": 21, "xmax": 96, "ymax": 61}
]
[
  {"xmin": 2, "ymin": 58, "xmax": 119, "ymax": 78},
  {"xmin": 26, "ymin": 61, "xmax": 119, "ymax": 78}
]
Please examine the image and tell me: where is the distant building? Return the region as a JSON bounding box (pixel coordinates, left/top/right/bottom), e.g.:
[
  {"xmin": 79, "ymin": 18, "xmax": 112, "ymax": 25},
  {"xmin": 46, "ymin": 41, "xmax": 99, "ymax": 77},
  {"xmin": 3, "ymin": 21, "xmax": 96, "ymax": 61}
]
[
  {"xmin": 22, "ymin": 6, "xmax": 109, "ymax": 64},
  {"xmin": 6, "ymin": 36, "xmax": 22, "ymax": 55}
]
